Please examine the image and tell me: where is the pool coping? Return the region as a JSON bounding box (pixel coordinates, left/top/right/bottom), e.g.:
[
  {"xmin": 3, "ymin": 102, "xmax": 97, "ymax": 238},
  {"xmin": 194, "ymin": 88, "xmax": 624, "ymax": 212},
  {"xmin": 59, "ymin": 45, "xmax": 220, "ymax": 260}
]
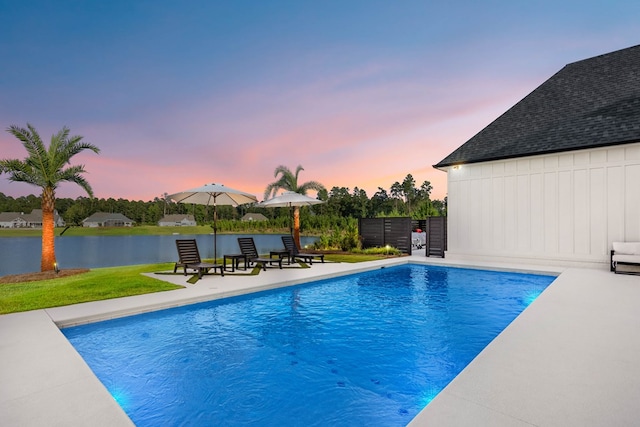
[{"xmin": 2, "ymin": 256, "xmax": 638, "ymax": 426}]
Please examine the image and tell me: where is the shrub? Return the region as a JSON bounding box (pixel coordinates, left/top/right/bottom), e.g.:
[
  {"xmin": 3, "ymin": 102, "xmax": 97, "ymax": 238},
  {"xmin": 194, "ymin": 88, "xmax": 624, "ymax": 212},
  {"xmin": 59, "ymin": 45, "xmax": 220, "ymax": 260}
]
[{"xmin": 312, "ymin": 218, "xmax": 361, "ymax": 251}]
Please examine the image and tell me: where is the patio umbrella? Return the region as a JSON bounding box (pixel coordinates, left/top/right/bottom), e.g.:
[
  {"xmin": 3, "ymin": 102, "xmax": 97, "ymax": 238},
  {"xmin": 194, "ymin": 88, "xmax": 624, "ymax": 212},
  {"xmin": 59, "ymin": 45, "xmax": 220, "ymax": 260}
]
[
  {"xmin": 258, "ymin": 191, "xmax": 324, "ymax": 242},
  {"xmin": 167, "ymin": 183, "xmax": 257, "ymax": 260}
]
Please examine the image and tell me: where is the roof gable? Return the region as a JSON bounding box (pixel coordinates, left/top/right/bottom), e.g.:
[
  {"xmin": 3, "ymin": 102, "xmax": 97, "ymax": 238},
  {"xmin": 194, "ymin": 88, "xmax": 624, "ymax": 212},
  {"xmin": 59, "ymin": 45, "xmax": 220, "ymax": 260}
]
[
  {"xmin": 435, "ymin": 44, "xmax": 640, "ymax": 168},
  {"xmin": 0, "ymin": 212, "xmax": 24, "ymax": 222},
  {"xmin": 0, "ymin": 210, "xmax": 60, "ymax": 222},
  {"xmin": 241, "ymin": 213, "xmax": 268, "ymax": 221}
]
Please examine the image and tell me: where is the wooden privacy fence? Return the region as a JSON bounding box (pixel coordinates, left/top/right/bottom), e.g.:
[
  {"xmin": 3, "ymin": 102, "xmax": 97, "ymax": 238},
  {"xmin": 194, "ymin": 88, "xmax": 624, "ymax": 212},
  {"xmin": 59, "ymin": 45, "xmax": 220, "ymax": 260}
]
[
  {"xmin": 359, "ymin": 217, "xmax": 448, "ymax": 257},
  {"xmin": 425, "ymin": 216, "xmax": 447, "ymax": 257},
  {"xmin": 359, "ymin": 217, "xmax": 413, "ymax": 254}
]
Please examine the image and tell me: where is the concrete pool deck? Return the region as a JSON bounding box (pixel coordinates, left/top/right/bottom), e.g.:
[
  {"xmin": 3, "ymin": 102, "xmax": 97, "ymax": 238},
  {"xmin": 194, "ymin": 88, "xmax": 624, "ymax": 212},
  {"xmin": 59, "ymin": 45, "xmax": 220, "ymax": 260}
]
[{"xmin": 1, "ymin": 256, "xmax": 639, "ymax": 426}]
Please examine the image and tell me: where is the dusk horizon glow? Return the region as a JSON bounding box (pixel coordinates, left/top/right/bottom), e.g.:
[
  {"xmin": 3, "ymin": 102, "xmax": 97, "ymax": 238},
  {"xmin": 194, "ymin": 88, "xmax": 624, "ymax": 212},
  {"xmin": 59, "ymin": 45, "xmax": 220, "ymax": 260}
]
[{"xmin": 1, "ymin": 1, "xmax": 637, "ymax": 203}]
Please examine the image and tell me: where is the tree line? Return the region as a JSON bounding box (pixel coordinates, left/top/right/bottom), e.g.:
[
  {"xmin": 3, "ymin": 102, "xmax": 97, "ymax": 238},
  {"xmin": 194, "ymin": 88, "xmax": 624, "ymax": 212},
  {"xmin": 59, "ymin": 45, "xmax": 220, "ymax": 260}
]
[
  {"xmin": 0, "ymin": 174, "xmax": 446, "ymax": 228},
  {"xmin": 1, "ymin": 122, "xmax": 445, "ymax": 272}
]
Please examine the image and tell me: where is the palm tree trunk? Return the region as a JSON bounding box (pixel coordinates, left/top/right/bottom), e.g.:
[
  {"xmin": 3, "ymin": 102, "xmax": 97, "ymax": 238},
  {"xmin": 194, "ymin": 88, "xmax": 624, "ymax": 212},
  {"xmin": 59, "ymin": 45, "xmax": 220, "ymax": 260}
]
[
  {"xmin": 293, "ymin": 206, "xmax": 301, "ymax": 249},
  {"xmin": 41, "ymin": 186, "xmax": 57, "ymax": 271}
]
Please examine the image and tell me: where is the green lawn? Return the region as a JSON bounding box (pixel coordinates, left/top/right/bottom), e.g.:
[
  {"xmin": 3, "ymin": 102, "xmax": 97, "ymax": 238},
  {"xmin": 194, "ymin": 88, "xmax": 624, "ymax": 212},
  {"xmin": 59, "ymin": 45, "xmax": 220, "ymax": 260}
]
[
  {"xmin": 0, "ymin": 263, "xmax": 182, "ymax": 314},
  {"xmin": 0, "ymin": 254, "xmax": 391, "ymax": 315}
]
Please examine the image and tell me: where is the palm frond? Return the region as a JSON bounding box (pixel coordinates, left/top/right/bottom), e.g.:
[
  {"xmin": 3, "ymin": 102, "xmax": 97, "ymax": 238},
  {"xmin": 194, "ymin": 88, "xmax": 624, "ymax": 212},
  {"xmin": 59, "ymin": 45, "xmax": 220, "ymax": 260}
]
[
  {"xmin": 264, "ymin": 182, "xmax": 286, "ymax": 200},
  {"xmin": 57, "ymin": 164, "xmax": 87, "ymax": 181},
  {"xmin": 7, "ymin": 125, "xmax": 40, "ymax": 163},
  {"xmin": 26, "ymin": 124, "xmax": 50, "ymax": 177},
  {"xmin": 299, "ymin": 180, "xmax": 326, "ymax": 194},
  {"xmin": 265, "ymin": 165, "xmax": 297, "ymax": 199},
  {"xmin": 264, "ymin": 164, "xmax": 326, "ymax": 199},
  {"xmin": 4, "ymin": 123, "xmax": 99, "ymax": 196},
  {"xmin": 272, "ymin": 165, "xmax": 291, "ymax": 178},
  {"xmin": 0, "ymin": 158, "xmax": 42, "ymax": 186},
  {"xmin": 60, "ymin": 134, "xmax": 100, "ymax": 161},
  {"xmin": 65, "ymin": 172, "xmax": 94, "ymax": 198},
  {"xmin": 48, "ymin": 126, "xmax": 69, "ymax": 164},
  {"xmin": 10, "ymin": 124, "xmax": 51, "ymax": 184}
]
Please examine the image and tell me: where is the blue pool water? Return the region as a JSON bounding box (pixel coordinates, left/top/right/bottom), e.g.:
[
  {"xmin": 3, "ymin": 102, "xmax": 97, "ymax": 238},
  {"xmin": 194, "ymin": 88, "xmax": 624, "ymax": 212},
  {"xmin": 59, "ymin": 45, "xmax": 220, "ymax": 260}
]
[{"xmin": 63, "ymin": 264, "xmax": 555, "ymax": 426}]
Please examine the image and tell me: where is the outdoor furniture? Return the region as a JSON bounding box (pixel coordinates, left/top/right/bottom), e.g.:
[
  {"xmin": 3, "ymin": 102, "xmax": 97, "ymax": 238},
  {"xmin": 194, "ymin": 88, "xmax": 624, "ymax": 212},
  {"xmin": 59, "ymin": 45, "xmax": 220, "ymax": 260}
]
[
  {"xmin": 412, "ymin": 231, "xmax": 425, "ymax": 249},
  {"xmin": 270, "ymin": 249, "xmax": 291, "ymax": 265},
  {"xmin": 168, "ymin": 183, "xmax": 258, "ymax": 264},
  {"xmin": 281, "ymin": 235, "xmax": 325, "ymax": 265},
  {"xmin": 610, "ymin": 242, "xmax": 640, "ymax": 275},
  {"xmin": 237, "ymin": 237, "xmax": 283, "ymax": 270},
  {"xmin": 175, "ymin": 239, "xmax": 224, "ymax": 279},
  {"xmin": 223, "ymin": 253, "xmax": 247, "ymax": 272}
]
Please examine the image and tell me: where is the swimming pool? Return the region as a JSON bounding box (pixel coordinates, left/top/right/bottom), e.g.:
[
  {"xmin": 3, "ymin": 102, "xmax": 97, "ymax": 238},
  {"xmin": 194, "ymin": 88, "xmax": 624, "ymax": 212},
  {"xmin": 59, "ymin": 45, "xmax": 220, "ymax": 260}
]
[{"xmin": 63, "ymin": 264, "xmax": 555, "ymax": 426}]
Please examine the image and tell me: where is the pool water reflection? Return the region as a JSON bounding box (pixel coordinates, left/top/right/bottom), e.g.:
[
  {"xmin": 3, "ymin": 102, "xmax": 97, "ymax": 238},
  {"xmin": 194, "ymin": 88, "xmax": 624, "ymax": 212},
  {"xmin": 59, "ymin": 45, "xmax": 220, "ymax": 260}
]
[{"xmin": 63, "ymin": 264, "xmax": 555, "ymax": 426}]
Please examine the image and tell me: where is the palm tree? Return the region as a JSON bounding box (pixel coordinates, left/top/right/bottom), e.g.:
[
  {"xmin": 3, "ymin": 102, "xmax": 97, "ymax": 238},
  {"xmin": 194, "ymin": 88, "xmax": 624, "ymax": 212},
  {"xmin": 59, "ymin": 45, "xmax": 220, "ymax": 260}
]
[
  {"xmin": 0, "ymin": 124, "xmax": 100, "ymax": 272},
  {"xmin": 264, "ymin": 165, "xmax": 325, "ymax": 248}
]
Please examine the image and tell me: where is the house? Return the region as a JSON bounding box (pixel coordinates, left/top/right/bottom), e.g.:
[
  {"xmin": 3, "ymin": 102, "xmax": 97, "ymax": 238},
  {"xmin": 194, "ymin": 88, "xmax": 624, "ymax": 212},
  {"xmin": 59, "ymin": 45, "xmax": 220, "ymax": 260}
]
[
  {"xmin": 83, "ymin": 212, "xmax": 134, "ymax": 227},
  {"xmin": 22, "ymin": 209, "xmax": 65, "ymax": 228},
  {"xmin": 434, "ymin": 45, "xmax": 640, "ymax": 269},
  {"xmin": 0, "ymin": 212, "xmax": 28, "ymax": 228},
  {"xmin": 0, "ymin": 209, "xmax": 65, "ymax": 228},
  {"xmin": 158, "ymin": 214, "xmax": 197, "ymax": 226},
  {"xmin": 241, "ymin": 213, "xmax": 268, "ymax": 222}
]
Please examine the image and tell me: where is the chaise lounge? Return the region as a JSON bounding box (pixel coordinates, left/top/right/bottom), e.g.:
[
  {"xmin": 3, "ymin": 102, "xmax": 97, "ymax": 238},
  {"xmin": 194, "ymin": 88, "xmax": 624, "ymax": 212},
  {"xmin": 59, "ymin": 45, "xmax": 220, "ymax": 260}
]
[
  {"xmin": 237, "ymin": 237, "xmax": 283, "ymax": 271},
  {"xmin": 610, "ymin": 242, "xmax": 640, "ymax": 275},
  {"xmin": 175, "ymin": 239, "xmax": 224, "ymax": 279},
  {"xmin": 282, "ymin": 235, "xmax": 325, "ymax": 265}
]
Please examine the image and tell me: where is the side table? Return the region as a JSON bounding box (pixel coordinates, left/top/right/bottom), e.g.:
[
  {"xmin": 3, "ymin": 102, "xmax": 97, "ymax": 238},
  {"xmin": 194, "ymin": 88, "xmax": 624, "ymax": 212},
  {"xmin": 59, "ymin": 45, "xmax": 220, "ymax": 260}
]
[
  {"xmin": 270, "ymin": 250, "xmax": 291, "ymax": 265},
  {"xmin": 223, "ymin": 254, "xmax": 247, "ymax": 272}
]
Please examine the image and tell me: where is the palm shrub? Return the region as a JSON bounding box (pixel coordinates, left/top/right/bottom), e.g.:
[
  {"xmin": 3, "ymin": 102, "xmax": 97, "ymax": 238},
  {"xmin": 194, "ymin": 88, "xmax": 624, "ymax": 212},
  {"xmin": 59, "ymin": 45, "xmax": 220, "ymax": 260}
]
[{"xmin": 1, "ymin": 124, "xmax": 100, "ymax": 271}]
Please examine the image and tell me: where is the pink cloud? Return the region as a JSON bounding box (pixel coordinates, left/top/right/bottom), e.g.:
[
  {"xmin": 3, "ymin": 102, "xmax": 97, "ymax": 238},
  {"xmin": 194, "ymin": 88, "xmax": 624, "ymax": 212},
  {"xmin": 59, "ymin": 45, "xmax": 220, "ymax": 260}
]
[{"xmin": 1, "ymin": 60, "xmax": 539, "ymax": 204}]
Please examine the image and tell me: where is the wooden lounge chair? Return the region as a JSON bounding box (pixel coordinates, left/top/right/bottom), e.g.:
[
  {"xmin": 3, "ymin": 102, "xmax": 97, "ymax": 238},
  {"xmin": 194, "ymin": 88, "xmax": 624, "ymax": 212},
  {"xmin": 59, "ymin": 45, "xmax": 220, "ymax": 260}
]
[
  {"xmin": 282, "ymin": 235, "xmax": 325, "ymax": 265},
  {"xmin": 237, "ymin": 237, "xmax": 283, "ymax": 270},
  {"xmin": 175, "ymin": 239, "xmax": 224, "ymax": 279}
]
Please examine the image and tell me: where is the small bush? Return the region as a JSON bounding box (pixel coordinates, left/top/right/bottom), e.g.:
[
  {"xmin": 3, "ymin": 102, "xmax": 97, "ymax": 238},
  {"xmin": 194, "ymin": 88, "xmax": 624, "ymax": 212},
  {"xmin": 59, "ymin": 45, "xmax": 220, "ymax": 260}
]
[
  {"xmin": 313, "ymin": 218, "xmax": 361, "ymax": 251},
  {"xmin": 340, "ymin": 221, "xmax": 360, "ymax": 251}
]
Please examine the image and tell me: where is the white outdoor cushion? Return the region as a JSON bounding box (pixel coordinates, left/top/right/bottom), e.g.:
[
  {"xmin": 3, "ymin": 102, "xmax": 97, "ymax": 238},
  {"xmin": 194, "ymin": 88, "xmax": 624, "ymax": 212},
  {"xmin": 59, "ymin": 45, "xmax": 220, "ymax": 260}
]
[
  {"xmin": 612, "ymin": 254, "xmax": 640, "ymax": 264},
  {"xmin": 612, "ymin": 242, "xmax": 640, "ymax": 255}
]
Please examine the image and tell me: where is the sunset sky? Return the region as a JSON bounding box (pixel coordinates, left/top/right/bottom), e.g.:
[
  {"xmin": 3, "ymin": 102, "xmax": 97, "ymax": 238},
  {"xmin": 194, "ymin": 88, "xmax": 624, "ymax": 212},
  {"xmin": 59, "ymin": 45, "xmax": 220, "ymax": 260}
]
[{"xmin": 1, "ymin": 1, "xmax": 637, "ymax": 202}]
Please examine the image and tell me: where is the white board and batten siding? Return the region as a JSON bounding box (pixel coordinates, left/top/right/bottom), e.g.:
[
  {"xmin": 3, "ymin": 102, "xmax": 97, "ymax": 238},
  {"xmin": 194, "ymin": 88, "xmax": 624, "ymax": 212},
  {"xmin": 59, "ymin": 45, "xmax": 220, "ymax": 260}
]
[{"xmin": 445, "ymin": 142, "xmax": 640, "ymax": 268}]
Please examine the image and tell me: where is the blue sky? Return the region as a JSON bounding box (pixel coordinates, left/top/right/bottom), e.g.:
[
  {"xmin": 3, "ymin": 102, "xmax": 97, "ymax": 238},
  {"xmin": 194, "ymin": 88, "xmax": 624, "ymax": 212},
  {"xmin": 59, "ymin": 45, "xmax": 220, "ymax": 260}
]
[{"xmin": 1, "ymin": 0, "xmax": 638, "ymax": 202}]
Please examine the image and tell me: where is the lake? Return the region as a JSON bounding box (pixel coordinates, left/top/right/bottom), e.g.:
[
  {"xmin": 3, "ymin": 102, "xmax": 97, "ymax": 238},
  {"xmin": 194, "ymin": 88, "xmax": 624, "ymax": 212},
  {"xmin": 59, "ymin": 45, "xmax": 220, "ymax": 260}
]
[{"xmin": 0, "ymin": 234, "xmax": 318, "ymax": 276}]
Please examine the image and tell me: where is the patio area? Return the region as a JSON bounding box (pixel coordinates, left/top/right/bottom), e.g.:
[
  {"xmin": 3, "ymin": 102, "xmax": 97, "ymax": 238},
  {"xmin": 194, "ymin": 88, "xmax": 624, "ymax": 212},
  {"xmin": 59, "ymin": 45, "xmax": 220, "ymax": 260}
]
[{"xmin": 1, "ymin": 255, "xmax": 639, "ymax": 426}]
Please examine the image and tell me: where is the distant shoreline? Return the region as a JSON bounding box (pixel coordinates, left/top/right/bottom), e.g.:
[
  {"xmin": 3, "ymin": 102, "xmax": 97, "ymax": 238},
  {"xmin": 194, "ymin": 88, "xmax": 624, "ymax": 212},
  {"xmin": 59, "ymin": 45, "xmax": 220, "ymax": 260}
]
[{"xmin": 0, "ymin": 225, "xmax": 294, "ymax": 238}]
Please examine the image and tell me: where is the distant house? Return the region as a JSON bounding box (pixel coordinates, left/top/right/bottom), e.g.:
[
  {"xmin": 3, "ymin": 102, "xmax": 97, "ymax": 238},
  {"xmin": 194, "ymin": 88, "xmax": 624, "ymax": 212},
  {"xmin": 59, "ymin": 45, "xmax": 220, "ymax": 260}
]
[
  {"xmin": 241, "ymin": 213, "xmax": 268, "ymax": 222},
  {"xmin": 0, "ymin": 209, "xmax": 64, "ymax": 228},
  {"xmin": 0, "ymin": 212, "xmax": 28, "ymax": 228},
  {"xmin": 158, "ymin": 214, "xmax": 197, "ymax": 226},
  {"xmin": 434, "ymin": 45, "xmax": 640, "ymax": 269},
  {"xmin": 83, "ymin": 212, "xmax": 134, "ymax": 227},
  {"xmin": 22, "ymin": 209, "xmax": 65, "ymax": 228}
]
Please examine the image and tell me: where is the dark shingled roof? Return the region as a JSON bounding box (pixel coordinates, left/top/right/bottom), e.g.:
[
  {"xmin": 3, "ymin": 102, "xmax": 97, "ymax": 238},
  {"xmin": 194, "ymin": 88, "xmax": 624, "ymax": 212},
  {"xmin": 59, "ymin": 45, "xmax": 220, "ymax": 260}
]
[{"xmin": 434, "ymin": 44, "xmax": 640, "ymax": 168}]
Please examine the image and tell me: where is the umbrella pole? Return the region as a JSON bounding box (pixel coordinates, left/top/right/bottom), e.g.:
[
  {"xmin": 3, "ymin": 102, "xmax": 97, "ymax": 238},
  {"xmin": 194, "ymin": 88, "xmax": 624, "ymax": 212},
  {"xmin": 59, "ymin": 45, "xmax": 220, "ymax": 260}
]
[
  {"xmin": 289, "ymin": 203, "xmax": 294, "ymax": 236},
  {"xmin": 213, "ymin": 202, "xmax": 218, "ymax": 262}
]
